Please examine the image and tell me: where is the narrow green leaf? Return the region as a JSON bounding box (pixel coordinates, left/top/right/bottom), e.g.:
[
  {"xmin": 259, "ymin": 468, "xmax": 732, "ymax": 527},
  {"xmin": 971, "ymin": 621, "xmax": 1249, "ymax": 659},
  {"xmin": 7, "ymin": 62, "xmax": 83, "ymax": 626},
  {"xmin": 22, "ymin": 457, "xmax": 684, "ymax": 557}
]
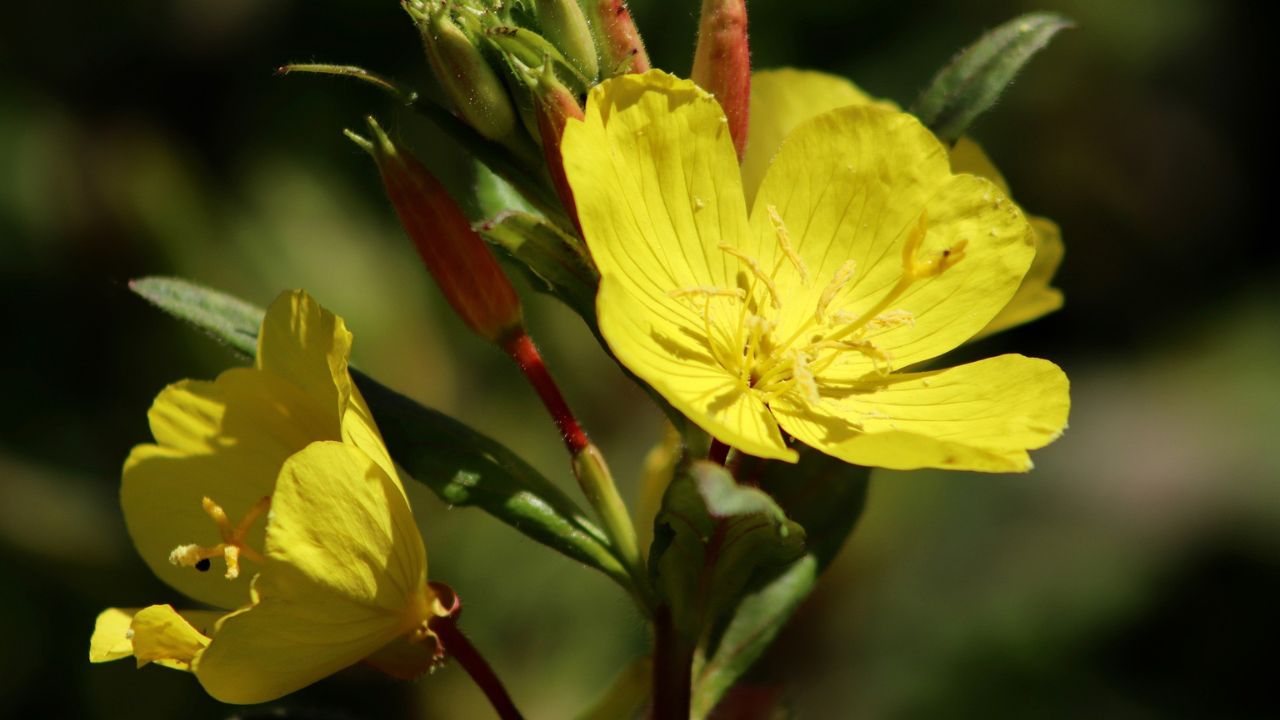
[
  {"xmin": 128, "ymin": 276, "xmax": 630, "ymax": 589},
  {"xmin": 691, "ymin": 452, "xmax": 870, "ymax": 717},
  {"xmin": 649, "ymin": 462, "xmax": 806, "ymax": 643},
  {"xmin": 129, "ymin": 277, "xmax": 262, "ymax": 357},
  {"xmin": 477, "ymin": 210, "xmax": 598, "ymax": 322},
  {"xmin": 911, "ymin": 12, "xmax": 1073, "ymax": 143}
]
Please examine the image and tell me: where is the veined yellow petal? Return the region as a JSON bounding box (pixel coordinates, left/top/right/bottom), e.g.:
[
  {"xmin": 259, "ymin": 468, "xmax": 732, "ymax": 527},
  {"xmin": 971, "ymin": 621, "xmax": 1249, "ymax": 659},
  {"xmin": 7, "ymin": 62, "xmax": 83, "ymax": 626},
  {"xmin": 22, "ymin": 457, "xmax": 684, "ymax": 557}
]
[
  {"xmin": 978, "ymin": 217, "xmax": 1065, "ymax": 338},
  {"xmin": 256, "ymin": 290, "xmax": 354, "ymax": 436},
  {"xmin": 130, "ymin": 605, "xmax": 218, "ymax": 670},
  {"xmin": 949, "ymin": 136, "xmax": 1011, "ymax": 193},
  {"xmin": 742, "ymin": 69, "xmax": 897, "ymax": 205},
  {"xmin": 563, "ymin": 70, "xmax": 749, "ymax": 303},
  {"xmin": 753, "ymin": 106, "xmax": 1035, "ymax": 373},
  {"xmin": 597, "ymin": 279, "xmax": 794, "ymax": 461},
  {"xmin": 773, "ymin": 354, "xmax": 1069, "ymax": 472},
  {"xmin": 123, "ymin": 369, "xmax": 329, "ymax": 610},
  {"xmin": 194, "ymin": 441, "xmax": 430, "ymax": 704},
  {"xmin": 951, "ymin": 139, "xmax": 1065, "ymax": 339}
]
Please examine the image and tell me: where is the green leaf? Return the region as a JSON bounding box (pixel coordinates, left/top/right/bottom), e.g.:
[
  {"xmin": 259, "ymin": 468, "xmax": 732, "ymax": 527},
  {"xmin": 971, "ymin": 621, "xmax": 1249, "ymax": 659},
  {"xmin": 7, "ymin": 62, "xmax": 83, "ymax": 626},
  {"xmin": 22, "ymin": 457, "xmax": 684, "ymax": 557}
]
[
  {"xmin": 691, "ymin": 451, "xmax": 870, "ymax": 717},
  {"xmin": 128, "ymin": 276, "xmax": 631, "ymax": 589},
  {"xmin": 911, "ymin": 12, "xmax": 1073, "ymax": 143},
  {"xmin": 649, "ymin": 461, "xmax": 806, "ymax": 643},
  {"xmin": 472, "ymin": 162, "xmax": 539, "ymax": 218},
  {"xmin": 477, "ymin": 210, "xmax": 598, "ymax": 322},
  {"xmin": 129, "ymin": 277, "xmax": 262, "ymax": 357}
]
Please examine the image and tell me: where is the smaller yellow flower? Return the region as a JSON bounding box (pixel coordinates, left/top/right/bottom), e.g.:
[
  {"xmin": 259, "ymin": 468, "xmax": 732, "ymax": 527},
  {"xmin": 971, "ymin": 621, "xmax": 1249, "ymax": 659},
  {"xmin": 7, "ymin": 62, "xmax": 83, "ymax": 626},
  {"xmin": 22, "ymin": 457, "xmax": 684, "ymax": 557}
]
[
  {"xmin": 90, "ymin": 290, "xmax": 445, "ymax": 704},
  {"xmin": 561, "ymin": 71, "xmax": 1069, "ymax": 472},
  {"xmin": 742, "ymin": 68, "xmax": 1065, "ymax": 338}
]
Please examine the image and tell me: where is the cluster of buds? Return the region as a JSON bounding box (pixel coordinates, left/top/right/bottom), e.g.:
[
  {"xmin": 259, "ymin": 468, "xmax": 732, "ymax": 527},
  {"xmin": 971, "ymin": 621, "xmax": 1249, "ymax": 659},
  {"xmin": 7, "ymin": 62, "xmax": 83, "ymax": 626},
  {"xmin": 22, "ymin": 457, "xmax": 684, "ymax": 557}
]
[{"xmin": 404, "ymin": 0, "xmax": 649, "ymax": 156}]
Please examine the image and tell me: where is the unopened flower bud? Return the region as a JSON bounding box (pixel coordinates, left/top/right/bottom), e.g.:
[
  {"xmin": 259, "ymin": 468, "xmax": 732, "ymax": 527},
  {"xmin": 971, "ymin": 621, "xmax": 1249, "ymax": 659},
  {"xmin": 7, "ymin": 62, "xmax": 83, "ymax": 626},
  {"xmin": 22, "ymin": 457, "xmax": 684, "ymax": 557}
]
[
  {"xmin": 583, "ymin": 1, "xmax": 651, "ymax": 77},
  {"xmin": 534, "ymin": 0, "xmax": 599, "ymax": 80},
  {"xmin": 692, "ymin": 0, "xmax": 750, "ymax": 159},
  {"xmin": 531, "ymin": 65, "xmax": 586, "ymax": 230},
  {"xmin": 350, "ymin": 117, "xmax": 523, "ymax": 344},
  {"xmin": 413, "ymin": 3, "xmax": 519, "ymax": 145}
]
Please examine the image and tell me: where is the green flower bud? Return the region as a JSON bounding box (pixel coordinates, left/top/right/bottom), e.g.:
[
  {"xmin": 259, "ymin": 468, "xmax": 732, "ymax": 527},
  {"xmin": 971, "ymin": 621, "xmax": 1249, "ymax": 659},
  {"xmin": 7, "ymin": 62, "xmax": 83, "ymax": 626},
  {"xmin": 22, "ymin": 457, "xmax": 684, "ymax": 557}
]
[
  {"xmin": 534, "ymin": 0, "xmax": 599, "ymax": 80},
  {"xmin": 413, "ymin": 3, "xmax": 519, "ymax": 144}
]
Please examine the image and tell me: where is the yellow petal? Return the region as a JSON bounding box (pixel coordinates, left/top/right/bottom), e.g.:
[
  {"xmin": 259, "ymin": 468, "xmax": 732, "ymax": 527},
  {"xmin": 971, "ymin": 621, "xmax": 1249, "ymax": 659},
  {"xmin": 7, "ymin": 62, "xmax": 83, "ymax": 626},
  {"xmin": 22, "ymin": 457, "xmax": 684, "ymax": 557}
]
[
  {"xmin": 256, "ymin": 289, "xmax": 354, "ymax": 435},
  {"xmin": 753, "ymin": 106, "xmax": 1035, "ymax": 373},
  {"xmin": 89, "ymin": 608, "xmax": 140, "ymax": 663},
  {"xmin": 742, "ymin": 69, "xmax": 897, "ymax": 205},
  {"xmin": 977, "ymin": 215, "xmax": 1065, "ymax": 338},
  {"xmin": 597, "ymin": 279, "xmax": 794, "ymax": 461},
  {"xmin": 563, "ymin": 72, "xmax": 793, "ymax": 458},
  {"xmin": 950, "ymin": 139, "xmax": 1065, "ymax": 338},
  {"xmin": 563, "ymin": 70, "xmax": 749, "ymax": 305},
  {"xmin": 131, "ymin": 605, "xmax": 218, "ymax": 670},
  {"xmin": 123, "ymin": 369, "xmax": 327, "ymax": 609},
  {"xmin": 773, "ymin": 354, "xmax": 1069, "ymax": 472},
  {"xmin": 949, "ymin": 136, "xmax": 1011, "ymax": 193},
  {"xmin": 194, "ymin": 441, "xmax": 430, "ymax": 704}
]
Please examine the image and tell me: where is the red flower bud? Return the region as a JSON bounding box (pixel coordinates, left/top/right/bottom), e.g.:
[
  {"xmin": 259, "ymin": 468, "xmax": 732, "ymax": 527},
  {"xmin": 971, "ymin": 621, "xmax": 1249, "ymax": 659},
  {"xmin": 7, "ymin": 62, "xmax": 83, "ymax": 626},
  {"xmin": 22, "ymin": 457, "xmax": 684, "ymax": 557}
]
[
  {"xmin": 692, "ymin": 0, "xmax": 751, "ymax": 159},
  {"xmin": 584, "ymin": 1, "xmax": 652, "ymax": 77},
  {"xmin": 351, "ymin": 117, "xmax": 523, "ymax": 344},
  {"xmin": 531, "ymin": 67, "xmax": 587, "ymax": 233}
]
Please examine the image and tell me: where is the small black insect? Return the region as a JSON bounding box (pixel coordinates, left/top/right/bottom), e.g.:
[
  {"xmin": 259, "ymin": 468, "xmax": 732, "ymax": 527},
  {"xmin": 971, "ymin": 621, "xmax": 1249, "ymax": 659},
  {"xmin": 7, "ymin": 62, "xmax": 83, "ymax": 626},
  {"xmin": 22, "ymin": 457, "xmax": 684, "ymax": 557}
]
[{"xmin": 195, "ymin": 558, "xmax": 212, "ymax": 572}]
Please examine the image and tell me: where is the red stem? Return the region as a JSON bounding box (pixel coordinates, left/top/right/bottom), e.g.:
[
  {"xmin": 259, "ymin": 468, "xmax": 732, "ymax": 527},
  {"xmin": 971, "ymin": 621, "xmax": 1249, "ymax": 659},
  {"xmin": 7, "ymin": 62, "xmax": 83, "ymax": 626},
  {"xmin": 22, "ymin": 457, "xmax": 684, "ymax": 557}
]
[
  {"xmin": 651, "ymin": 605, "xmax": 693, "ymax": 720},
  {"xmin": 435, "ymin": 618, "xmax": 524, "ymax": 720},
  {"xmin": 503, "ymin": 331, "xmax": 589, "ymax": 454}
]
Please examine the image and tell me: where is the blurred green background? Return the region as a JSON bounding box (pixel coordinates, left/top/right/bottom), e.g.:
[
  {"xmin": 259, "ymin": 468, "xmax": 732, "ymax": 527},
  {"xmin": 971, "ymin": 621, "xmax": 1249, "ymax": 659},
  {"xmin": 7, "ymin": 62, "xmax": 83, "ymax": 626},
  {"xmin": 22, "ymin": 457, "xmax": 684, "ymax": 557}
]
[{"xmin": 2, "ymin": 0, "xmax": 1275, "ymax": 717}]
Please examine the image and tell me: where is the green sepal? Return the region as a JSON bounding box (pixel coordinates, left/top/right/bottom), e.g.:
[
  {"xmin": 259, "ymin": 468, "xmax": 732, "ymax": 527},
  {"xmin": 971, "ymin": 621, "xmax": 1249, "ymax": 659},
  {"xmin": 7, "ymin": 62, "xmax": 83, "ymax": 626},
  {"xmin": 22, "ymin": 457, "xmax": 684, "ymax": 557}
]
[
  {"xmin": 690, "ymin": 450, "xmax": 870, "ymax": 717},
  {"xmin": 477, "ymin": 210, "xmax": 598, "ymax": 322},
  {"xmin": 127, "ymin": 276, "xmax": 632, "ymax": 589},
  {"xmin": 911, "ymin": 12, "xmax": 1073, "ymax": 143},
  {"xmin": 649, "ymin": 461, "xmax": 806, "ymax": 643}
]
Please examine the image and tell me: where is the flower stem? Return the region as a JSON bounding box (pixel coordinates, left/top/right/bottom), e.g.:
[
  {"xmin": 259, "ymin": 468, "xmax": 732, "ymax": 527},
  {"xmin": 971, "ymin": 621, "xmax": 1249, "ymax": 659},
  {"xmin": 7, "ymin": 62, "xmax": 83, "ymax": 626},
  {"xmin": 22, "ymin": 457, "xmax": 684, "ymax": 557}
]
[
  {"xmin": 435, "ymin": 617, "xmax": 524, "ymax": 720},
  {"xmin": 502, "ymin": 330, "xmax": 651, "ymax": 610},
  {"xmin": 651, "ymin": 605, "xmax": 693, "ymax": 719},
  {"xmin": 503, "ymin": 331, "xmax": 589, "ymax": 454}
]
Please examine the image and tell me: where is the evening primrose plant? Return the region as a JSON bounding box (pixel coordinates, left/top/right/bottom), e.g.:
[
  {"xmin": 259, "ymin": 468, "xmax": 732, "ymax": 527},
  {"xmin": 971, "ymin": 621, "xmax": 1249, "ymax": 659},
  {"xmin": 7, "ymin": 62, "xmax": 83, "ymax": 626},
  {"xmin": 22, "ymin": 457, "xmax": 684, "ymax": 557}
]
[{"xmin": 101, "ymin": 2, "xmax": 1073, "ymax": 717}]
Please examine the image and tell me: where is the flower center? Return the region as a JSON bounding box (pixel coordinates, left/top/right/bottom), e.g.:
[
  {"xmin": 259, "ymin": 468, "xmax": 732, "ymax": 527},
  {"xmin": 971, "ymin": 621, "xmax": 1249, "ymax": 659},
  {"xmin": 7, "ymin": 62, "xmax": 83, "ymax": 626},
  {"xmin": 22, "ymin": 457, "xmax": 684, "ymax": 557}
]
[
  {"xmin": 169, "ymin": 495, "xmax": 271, "ymax": 580},
  {"xmin": 671, "ymin": 207, "xmax": 966, "ymax": 408}
]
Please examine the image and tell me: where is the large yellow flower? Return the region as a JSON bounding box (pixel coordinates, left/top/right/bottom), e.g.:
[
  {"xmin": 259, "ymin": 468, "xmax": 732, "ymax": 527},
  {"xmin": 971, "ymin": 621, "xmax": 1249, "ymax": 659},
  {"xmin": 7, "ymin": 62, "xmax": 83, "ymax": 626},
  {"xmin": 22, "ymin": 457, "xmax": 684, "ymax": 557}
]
[
  {"xmin": 89, "ymin": 290, "xmax": 443, "ymax": 703},
  {"xmin": 561, "ymin": 71, "xmax": 1069, "ymax": 471},
  {"xmin": 742, "ymin": 68, "xmax": 1065, "ymax": 339}
]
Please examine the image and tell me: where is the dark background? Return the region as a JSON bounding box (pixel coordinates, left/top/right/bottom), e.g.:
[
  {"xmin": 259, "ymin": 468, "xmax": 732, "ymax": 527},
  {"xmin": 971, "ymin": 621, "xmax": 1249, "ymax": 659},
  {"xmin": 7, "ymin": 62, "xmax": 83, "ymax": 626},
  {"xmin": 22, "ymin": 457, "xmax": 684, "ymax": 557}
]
[{"xmin": 1, "ymin": 0, "xmax": 1275, "ymax": 717}]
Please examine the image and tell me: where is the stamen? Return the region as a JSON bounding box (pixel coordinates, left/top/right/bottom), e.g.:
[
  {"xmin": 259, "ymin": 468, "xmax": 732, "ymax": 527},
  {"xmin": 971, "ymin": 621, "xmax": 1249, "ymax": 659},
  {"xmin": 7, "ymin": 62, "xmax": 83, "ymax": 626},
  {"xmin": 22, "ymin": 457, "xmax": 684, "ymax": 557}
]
[
  {"xmin": 668, "ymin": 286, "xmax": 746, "ymax": 301},
  {"xmin": 815, "ymin": 259, "xmax": 858, "ymax": 322},
  {"xmin": 864, "ymin": 309, "xmax": 916, "ymax": 332},
  {"xmin": 792, "ymin": 352, "xmax": 821, "ymax": 405},
  {"xmin": 169, "ymin": 496, "xmax": 271, "ymax": 580},
  {"xmin": 718, "ymin": 244, "xmax": 781, "ymax": 309},
  {"xmin": 767, "ymin": 205, "xmax": 809, "ymax": 283}
]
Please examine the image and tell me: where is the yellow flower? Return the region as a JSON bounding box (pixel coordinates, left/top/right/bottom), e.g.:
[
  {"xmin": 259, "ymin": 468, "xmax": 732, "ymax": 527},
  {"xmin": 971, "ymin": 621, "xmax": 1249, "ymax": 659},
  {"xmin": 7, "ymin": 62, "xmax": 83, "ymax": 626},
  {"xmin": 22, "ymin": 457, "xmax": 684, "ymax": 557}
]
[
  {"xmin": 742, "ymin": 68, "xmax": 1065, "ymax": 338},
  {"xmin": 89, "ymin": 290, "xmax": 443, "ymax": 703},
  {"xmin": 561, "ymin": 71, "xmax": 1069, "ymax": 471}
]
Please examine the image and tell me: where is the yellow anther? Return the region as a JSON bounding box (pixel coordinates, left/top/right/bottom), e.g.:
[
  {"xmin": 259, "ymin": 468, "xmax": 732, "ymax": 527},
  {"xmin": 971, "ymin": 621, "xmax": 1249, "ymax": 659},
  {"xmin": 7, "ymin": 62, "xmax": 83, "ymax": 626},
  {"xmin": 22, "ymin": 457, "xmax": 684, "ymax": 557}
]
[
  {"xmin": 170, "ymin": 496, "xmax": 271, "ymax": 580},
  {"xmin": 767, "ymin": 205, "xmax": 809, "ymax": 284},
  {"xmin": 815, "ymin": 259, "xmax": 858, "ymax": 322},
  {"xmin": 900, "ymin": 209, "xmax": 930, "ymax": 275},
  {"xmin": 864, "ymin": 309, "xmax": 916, "ymax": 332},
  {"xmin": 668, "ymin": 286, "xmax": 746, "ymax": 301},
  {"xmin": 792, "ymin": 352, "xmax": 821, "ymax": 405},
  {"xmin": 718, "ymin": 244, "xmax": 781, "ymax": 309}
]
